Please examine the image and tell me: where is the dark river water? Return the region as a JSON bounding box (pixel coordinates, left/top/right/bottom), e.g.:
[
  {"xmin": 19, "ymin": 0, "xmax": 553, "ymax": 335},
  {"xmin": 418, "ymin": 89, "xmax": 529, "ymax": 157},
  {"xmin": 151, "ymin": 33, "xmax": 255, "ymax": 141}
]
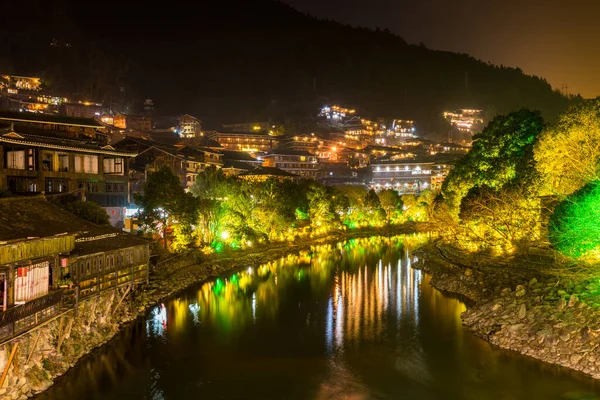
[{"xmin": 36, "ymin": 236, "xmax": 600, "ymax": 400}]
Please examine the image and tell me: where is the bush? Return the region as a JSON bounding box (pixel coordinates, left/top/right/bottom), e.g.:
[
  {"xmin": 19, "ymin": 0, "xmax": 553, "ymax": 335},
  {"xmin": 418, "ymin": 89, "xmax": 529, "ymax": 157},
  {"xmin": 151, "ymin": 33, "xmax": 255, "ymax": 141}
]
[
  {"xmin": 549, "ymin": 180, "xmax": 600, "ymax": 259},
  {"xmin": 63, "ymin": 200, "xmax": 110, "ymax": 225}
]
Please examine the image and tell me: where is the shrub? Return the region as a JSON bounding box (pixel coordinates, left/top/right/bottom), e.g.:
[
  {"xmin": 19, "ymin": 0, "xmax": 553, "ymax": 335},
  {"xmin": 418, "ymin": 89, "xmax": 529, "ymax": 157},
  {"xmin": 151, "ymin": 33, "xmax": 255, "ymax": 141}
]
[{"xmin": 549, "ymin": 181, "xmax": 600, "ymax": 259}]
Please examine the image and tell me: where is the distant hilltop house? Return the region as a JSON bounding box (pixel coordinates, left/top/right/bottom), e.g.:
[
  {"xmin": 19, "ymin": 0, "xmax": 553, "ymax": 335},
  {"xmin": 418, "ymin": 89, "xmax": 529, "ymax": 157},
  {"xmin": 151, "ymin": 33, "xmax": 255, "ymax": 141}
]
[
  {"xmin": 111, "ymin": 114, "xmax": 153, "ymax": 132},
  {"xmin": 319, "ymin": 105, "xmax": 356, "ymax": 127},
  {"xmin": 222, "ymin": 121, "xmax": 273, "ymax": 133},
  {"xmin": 60, "ymin": 101, "xmax": 103, "ymax": 119},
  {"xmin": 0, "ymin": 74, "xmax": 108, "ymax": 122},
  {"xmin": 177, "ymin": 114, "xmax": 202, "ymax": 138},
  {"xmin": 0, "ymin": 75, "xmax": 41, "ymax": 93},
  {"xmin": 443, "ymin": 109, "xmax": 484, "ymax": 132}
]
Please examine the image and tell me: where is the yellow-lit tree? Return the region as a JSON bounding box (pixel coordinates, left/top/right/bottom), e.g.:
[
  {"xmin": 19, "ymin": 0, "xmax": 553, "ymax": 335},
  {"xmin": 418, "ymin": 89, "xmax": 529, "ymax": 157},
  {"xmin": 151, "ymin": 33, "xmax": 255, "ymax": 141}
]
[{"xmin": 535, "ymin": 98, "xmax": 600, "ymax": 196}]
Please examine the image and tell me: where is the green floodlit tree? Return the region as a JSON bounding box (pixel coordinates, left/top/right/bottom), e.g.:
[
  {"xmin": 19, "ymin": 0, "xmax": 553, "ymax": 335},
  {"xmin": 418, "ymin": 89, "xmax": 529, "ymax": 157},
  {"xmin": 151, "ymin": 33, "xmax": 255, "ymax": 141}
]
[
  {"xmin": 442, "ymin": 108, "xmax": 545, "ymax": 217},
  {"xmin": 535, "ymin": 97, "xmax": 600, "ymax": 197},
  {"xmin": 549, "ymin": 180, "xmax": 600, "ymax": 259}
]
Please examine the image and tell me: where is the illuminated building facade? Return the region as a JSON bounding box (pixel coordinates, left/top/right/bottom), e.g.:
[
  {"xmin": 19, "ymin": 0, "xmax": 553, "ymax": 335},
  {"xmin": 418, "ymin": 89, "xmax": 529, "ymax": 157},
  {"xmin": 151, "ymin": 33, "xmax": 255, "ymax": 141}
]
[
  {"xmin": 208, "ymin": 131, "xmax": 279, "ymax": 152},
  {"xmin": 319, "ymin": 105, "xmax": 356, "ymax": 122},
  {"xmin": 0, "ymin": 75, "xmax": 41, "ymax": 93},
  {"xmin": 371, "ymin": 159, "xmax": 454, "ymax": 193},
  {"xmin": 60, "ymin": 102, "xmax": 103, "ymax": 119},
  {"xmin": 0, "ymin": 127, "xmax": 134, "ymax": 210},
  {"xmin": 370, "ymin": 161, "xmax": 435, "ymax": 192},
  {"xmin": 443, "ymin": 109, "xmax": 484, "ymax": 132},
  {"xmin": 0, "ymin": 111, "xmax": 106, "ymax": 142},
  {"xmin": 222, "ymin": 121, "xmax": 272, "ymax": 133},
  {"xmin": 262, "ymin": 150, "xmax": 320, "ymax": 178},
  {"xmin": 178, "ymin": 114, "xmax": 203, "ymax": 138}
]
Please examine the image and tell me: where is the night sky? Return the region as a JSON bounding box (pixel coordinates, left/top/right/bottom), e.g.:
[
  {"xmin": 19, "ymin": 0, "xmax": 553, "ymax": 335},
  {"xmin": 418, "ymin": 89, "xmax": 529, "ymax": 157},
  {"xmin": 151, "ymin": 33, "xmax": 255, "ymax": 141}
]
[{"xmin": 282, "ymin": 0, "xmax": 600, "ymax": 99}]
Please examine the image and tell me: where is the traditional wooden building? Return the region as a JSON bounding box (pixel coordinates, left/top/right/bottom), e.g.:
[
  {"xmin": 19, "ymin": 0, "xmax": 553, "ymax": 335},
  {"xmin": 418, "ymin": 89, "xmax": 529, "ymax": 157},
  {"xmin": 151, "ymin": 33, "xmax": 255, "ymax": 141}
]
[
  {"xmin": 178, "ymin": 114, "xmax": 202, "ymax": 138},
  {"xmin": 0, "ymin": 111, "xmax": 105, "ymax": 142},
  {"xmin": 0, "ymin": 196, "xmax": 150, "ymax": 344},
  {"xmin": 0, "ymin": 126, "xmax": 135, "ymax": 211},
  {"xmin": 113, "ymin": 136, "xmax": 223, "ymax": 191},
  {"xmin": 261, "ymin": 150, "xmax": 320, "ymax": 179},
  {"xmin": 207, "ymin": 131, "xmax": 279, "ymax": 152}
]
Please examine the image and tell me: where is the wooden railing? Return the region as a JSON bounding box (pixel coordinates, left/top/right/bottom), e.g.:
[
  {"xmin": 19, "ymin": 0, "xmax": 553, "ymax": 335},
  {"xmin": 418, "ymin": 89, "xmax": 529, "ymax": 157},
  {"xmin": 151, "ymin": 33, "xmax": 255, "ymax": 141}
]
[
  {"xmin": 77, "ymin": 263, "xmax": 148, "ymax": 301},
  {"xmin": 0, "ymin": 290, "xmax": 64, "ymax": 343}
]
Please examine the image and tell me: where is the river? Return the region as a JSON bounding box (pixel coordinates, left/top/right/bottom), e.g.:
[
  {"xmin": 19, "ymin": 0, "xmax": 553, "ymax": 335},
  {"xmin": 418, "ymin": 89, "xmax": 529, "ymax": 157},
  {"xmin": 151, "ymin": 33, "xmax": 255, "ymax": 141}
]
[{"xmin": 36, "ymin": 236, "xmax": 600, "ymax": 400}]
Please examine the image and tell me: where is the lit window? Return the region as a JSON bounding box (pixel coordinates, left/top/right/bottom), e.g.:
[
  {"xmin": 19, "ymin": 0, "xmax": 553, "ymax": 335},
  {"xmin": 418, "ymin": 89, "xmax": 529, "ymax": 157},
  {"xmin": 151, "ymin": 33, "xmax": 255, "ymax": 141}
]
[{"xmin": 5, "ymin": 150, "xmax": 25, "ymax": 169}]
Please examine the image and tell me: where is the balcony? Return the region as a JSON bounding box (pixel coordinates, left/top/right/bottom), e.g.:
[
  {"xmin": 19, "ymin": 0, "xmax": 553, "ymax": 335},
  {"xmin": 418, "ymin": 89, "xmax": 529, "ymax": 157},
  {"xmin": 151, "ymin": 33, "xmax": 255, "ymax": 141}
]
[{"xmin": 0, "ymin": 290, "xmax": 64, "ymax": 344}]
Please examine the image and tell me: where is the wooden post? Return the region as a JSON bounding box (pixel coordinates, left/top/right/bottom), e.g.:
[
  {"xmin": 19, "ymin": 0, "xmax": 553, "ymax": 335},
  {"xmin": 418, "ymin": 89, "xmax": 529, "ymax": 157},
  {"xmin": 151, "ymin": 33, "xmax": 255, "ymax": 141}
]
[
  {"xmin": 0, "ymin": 342, "xmax": 18, "ymax": 388},
  {"xmin": 74, "ymin": 286, "xmax": 79, "ymax": 317},
  {"xmin": 57, "ymin": 317, "xmax": 74, "ymax": 352},
  {"xmin": 87, "ymin": 296, "xmax": 99, "ymax": 327},
  {"xmin": 56, "ymin": 316, "xmax": 64, "ymax": 341},
  {"xmin": 112, "ymin": 285, "xmax": 131, "ymax": 315},
  {"xmin": 12, "ymin": 343, "xmax": 19, "ymax": 376},
  {"xmin": 103, "ymin": 292, "xmax": 115, "ymax": 321},
  {"xmin": 26, "ymin": 331, "xmax": 42, "ymax": 365}
]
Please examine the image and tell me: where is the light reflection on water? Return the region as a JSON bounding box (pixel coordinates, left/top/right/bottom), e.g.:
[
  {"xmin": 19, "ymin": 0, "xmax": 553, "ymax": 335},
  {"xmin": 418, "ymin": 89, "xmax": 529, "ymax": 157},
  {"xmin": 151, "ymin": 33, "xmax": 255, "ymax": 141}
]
[{"xmin": 36, "ymin": 235, "xmax": 600, "ymax": 400}]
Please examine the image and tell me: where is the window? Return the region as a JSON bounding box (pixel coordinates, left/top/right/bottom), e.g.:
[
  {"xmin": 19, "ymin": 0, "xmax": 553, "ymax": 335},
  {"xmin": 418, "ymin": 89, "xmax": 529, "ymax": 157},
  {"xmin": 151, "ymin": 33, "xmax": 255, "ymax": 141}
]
[
  {"xmin": 7, "ymin": 176, "xmax": 37, "ymax": 193},
  {"xmin": 58, "ymin": 154, "xmax": 69, "ymax": 172},
  {"xmin": 42, "ymin": 152, "xmax": 54, "ymax": 171},
  {"xmin": 27, "ymin": 149, "xmax": 37, "ymax": 171},
  {"xmin": 103, "ymin": 158, "xmax": 123, "ymax": 174},
  {"xmin": 78, "ymin": 181, "xmax": 99, "ymax": 193},
  {"xmin": 5, "ymin": 149, "xmax": 25, "ymax": 169},
  {"xmin": 45, "ymin": 178, "xmax": 69, "ymax": 193},
  {"xmin": 14, "ymin": 261, "xmax": 49, "ymax": 303},
  {"xmin": 74, "ymin": 155, "xmax": 98, "ymax": 173},
  {"xmin": 106, "ymin": 182, "xmax": 126, "ymax": 193}
]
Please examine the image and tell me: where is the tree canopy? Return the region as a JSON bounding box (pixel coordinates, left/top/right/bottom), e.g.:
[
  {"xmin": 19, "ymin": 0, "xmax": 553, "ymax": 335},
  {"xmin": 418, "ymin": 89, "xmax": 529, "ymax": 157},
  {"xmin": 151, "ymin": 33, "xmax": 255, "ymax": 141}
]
[
  {"xmin": 442, "ymin": 109, "xmax": 545, "ymax": 216},
  {"xmin": 549, "ymin": 180, "xmax": 600, "ymax": 259},
  {"xmin": 535, "ymin": 97, "xmax": 600, "ymax": 196},
  {"xmin": 134, "ymin": 166, "xmax": 196, "ymax": 248}
]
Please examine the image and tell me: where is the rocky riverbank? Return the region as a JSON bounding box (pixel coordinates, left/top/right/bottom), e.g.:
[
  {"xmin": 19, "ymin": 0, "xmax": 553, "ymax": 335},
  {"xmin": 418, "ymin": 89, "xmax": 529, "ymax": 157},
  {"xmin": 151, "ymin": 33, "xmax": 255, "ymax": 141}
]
[
  {"xmin": 1, "ymin": 224, "xmax": 426, "ymax": 400},
  {"xmin": 414, "ymin": 242, "xmax": 600, "ymax": 379}
]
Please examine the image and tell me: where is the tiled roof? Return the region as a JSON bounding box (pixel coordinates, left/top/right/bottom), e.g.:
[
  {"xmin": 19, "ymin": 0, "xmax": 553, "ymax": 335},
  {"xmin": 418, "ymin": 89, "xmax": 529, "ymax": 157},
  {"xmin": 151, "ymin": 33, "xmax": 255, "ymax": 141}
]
[
  {"xmin": 264, "ymin": 149, "xmax": 313, "ymax": 156},
  {"xmin": 0, "ymin": 196, "xmax": 113, "ymax": 242},
  {"xmin": 0, "ymin": 110, "xmax": 103, "ymax": 128},
  {"xmin": 0, "ymin": 196, "xmax": 149, "ymax": 253},
  {"xmin": 240, "ymin": 166, "xmax": 295, "ymax": 177},
  {"xmin": 0, "ymin": 127, "xmax": 136, "ymax": 157}
]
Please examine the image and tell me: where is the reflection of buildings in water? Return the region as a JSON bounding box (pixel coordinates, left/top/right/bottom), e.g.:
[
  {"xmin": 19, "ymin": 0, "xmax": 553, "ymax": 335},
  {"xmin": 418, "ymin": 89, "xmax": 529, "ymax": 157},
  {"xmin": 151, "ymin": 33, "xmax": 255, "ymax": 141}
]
[
  {"xmin": 147, "ymin": 303, "xmax": 168, "ymax": 337},
  {"xmin": 323, "ymin": 245, "xmax": 429, "ymax": 395},
  {"xmin": 325, "ymin": 250, "xmax": 422, "ymax": 348}
]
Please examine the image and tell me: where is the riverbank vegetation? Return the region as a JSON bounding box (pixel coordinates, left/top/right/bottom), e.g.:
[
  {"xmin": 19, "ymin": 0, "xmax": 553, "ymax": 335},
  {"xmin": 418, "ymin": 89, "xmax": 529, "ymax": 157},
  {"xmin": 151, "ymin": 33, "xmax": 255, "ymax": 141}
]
[
  {"xmin": 133, "ymin": 97, "xmax": 600, "ymax": 279},
  {"xmin": 437, "ymin": 97, "xmax": 600, "ymax": 282},
  {"xmin": 134, "ymin": 166, "xmax": 434, "ymax": 253}
]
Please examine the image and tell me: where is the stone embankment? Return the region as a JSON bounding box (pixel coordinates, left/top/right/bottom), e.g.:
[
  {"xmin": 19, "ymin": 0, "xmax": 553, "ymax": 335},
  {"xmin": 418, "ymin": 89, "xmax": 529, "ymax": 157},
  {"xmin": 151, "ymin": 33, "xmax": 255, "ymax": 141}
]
[{"xmin": 414, "ymin": 243, "xmax": 600, "ymax": 379}]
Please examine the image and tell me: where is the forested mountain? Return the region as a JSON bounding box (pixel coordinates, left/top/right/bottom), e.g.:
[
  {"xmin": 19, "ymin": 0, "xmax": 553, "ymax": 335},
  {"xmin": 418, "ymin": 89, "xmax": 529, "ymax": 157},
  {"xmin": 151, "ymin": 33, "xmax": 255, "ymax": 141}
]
[{"xmin": 0, "ymin": 0, "xmax": 571, "ymax": 128}]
